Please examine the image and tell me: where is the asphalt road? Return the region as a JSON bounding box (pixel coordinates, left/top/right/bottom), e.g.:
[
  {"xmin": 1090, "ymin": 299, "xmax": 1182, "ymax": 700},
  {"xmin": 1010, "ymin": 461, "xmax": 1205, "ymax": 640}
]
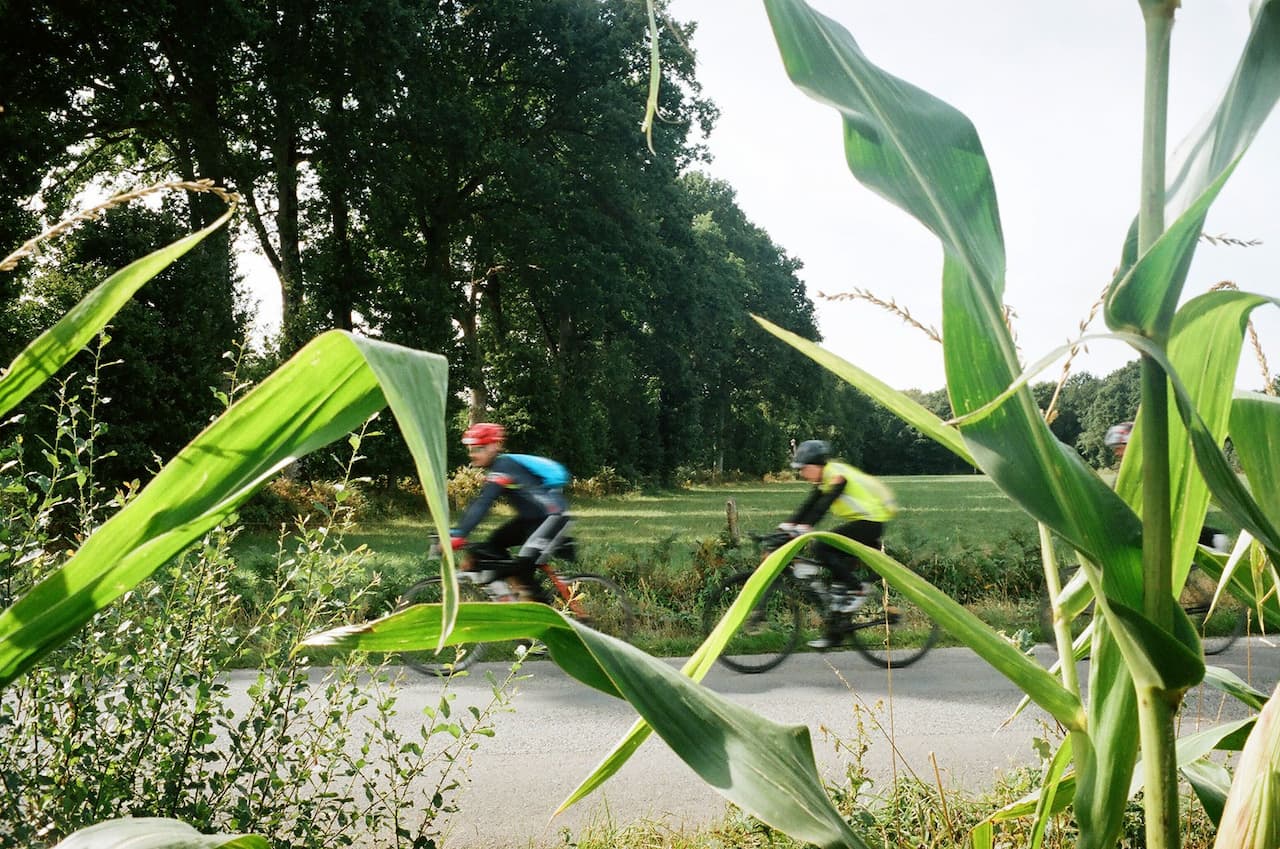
[{"xmin": 339, "ymin": 638, "xmax": 1278, "ymax": 849}]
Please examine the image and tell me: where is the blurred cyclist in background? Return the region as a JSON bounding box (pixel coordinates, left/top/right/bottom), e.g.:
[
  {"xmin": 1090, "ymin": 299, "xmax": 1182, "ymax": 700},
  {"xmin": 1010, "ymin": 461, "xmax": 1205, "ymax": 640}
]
[
  {"xmin": 781, "ymin": 439, "xmax": 898, "ymax": 648},
  {"xmin": 1104, "ymin": 420, "xmax": 1229, "ymax": 552},
  {"xmin": 449, "ymin": 422, "xmax": 573, "ymax": 599}
]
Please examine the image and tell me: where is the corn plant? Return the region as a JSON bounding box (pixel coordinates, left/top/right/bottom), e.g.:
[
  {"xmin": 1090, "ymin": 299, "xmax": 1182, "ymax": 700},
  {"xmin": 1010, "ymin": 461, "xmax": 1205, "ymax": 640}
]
[
  {"xmin": 740, "ymin": 2, "xmax": 1280, "ymax": 849},
  {"xmin": 10, "ymin": 4, "xmax": 1280, "ymax": 849},
  {"xmin": 315, "ymin": 1, "xmax": 1280, "ymax": 847}
]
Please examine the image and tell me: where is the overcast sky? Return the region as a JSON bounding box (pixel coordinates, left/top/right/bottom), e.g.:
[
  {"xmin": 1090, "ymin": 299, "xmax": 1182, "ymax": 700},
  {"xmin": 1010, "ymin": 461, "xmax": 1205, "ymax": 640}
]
[{"xmin": 667, "ymin": 0, "xmax": 1280, "ymax": 393}]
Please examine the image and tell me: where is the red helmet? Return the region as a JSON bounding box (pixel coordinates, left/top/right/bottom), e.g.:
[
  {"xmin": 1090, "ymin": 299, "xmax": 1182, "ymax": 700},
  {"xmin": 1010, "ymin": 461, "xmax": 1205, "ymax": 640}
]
[
  {"xmin": 462, "ymin": 422, "xmax": 506, "ymax": 446},
  {"xmin": 1104, "ymin": 421, "xmax": 1133, "ymax": 449}
]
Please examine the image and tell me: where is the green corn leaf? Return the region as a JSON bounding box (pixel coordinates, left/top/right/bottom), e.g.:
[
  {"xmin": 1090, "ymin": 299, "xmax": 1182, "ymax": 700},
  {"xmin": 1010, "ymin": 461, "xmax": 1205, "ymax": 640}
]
[
  {"xmin": 1197, "ymin": 544, "xmax": 1280, "ymax": 635},
  {"xmin": 752, "ymin": 316, "xmax": 973, "ymax": 465},
  {"xmin": 1118, "ymin": 0, "xmax": 1280, "ymax": 272},
  {"xmin": 1030, "ymin": 737, "xmax": 1074, "ymax": 849},
  {"xmin": 1115, "ymin": 291, "xmax": 1267, "ymax": 592},
  {"xmin": 1102, "ymin": 600, "xmax": 1204, "ymax": 695},
  {"xmin": 558, "ymin": 535, "xmax": 814, "ymax": 812},
  {"xmin": 969, "ymin": 820, "xmax": 993, "ymax": 849},
  {"xmin": 1231, "ymin": 393, "xmax": 1280, "ymax": 520},
  {"xmin": 301, "ymin": 594, "xmax": 868, "ymax": 849},
  {"xmin": 991, "ymin": 717, "xmax": 1255, "ymax": 823},
  {"xmin": 762, "ymin": 4, "xmax": 1142, "ymax": 844},
  {"xmin": 763, "ymin": 0, "xmax": 1005, "ymax": 295},
  {"xmin": 1204, "ymin": 686, "xmax": 1280, "ymax": 849},
  {"xmin": 0, "ymin": 330, "xmax": 451, "ymax": 686},
  {"xmin": 0, "ymin": 206, "xmax": 234, "ymax": 419},
  {"xmin": 1112, "ymin": 327, "xmax": 1280, "ymax": 563},
  {"xmin": 52, "ymin": 817, "xmax": 268, "ymax": 849},
  {"xmin": 1106, "ymin": 161, "xmax": 1239, "ymax": 340},
  {"xmin": 1206, "ymin": 666, "xmax": 1273, "ymax": 712},
  {"xmin": 811, "ymin": 532, "xmax": 1084, "ymax": 730},
  {"xmin": 1182, "ymin": 759, "xmax": 1232, "ymax": 827}
]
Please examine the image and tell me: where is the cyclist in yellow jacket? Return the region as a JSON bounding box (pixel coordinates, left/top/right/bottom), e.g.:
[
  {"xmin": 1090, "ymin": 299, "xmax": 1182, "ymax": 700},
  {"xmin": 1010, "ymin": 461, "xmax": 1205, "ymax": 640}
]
[{"xmin": 780, "ymin": 439, "xmax": 897, "ymax": 648}]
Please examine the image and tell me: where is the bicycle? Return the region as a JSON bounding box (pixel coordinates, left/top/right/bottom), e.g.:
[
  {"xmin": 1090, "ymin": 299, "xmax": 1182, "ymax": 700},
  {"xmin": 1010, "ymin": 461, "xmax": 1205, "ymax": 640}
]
[
  {"xmin": 702, "ymin": 531, "xmax": 940, "ymax": 673},
  {"xmin": 1040, "ymin": 560, "xmax": 1247, "ymax": 657},
  {"xmin": 394, "ymin": 526, "xmax": 635, "ymax": 676}
]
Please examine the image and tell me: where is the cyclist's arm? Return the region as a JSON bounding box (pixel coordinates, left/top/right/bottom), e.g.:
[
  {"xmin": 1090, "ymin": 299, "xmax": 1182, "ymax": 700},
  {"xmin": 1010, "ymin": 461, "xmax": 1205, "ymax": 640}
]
[
  {"xmin": 789, "ymin": 476, "xmax": 847, "ymax": 526},
  {"xmin": 454, "ymin": 478, "xmax": 504, "ymax": 537}
]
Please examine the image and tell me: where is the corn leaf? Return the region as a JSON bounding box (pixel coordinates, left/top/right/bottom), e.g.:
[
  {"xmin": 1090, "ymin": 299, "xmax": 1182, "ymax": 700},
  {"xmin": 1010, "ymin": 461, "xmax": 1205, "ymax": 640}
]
[
  {"xmin": 991, "ymin": 717, "xmax": 1255, "ymax": 823},
  {"xmin": 1107, "ymin": 162, "xmax": 1239, "ymax": 340},
  {"xmin": 1118, "ymin": 0, "xmax": 1280, "ymax": 273},
  {"xmin": 0, "ymin": 207, "xmax": 234, "ymax": 419},
  {"xmin": 1030, "ymin": 737, "xmax": 1074, "ymax": 849},
  {"xmin": 752, "ymin": 316, "xmax": 973, "ymax": 465},
  {"xmin": 1206, "ymin": 666, "xmax": 1273, "ymax": 712},
  {"xmin": 0, "ymin": 330, "xmax": 451, "ymax": 686},
  {"xmin": 762, "ymin": 0, "xmax": 1004, "ymax": 295},
  {"xmin": 1230, "ymin": 393, "xmax": 1280, "ymax": 521},
  {"xmin": 814, "ymin": 532, "xmax": 1083, "ymax": 728},
  {"xmin": 557, "ymin": 535, "xmax": 813, "ymax": 812},
  {"xmin": 1211, "ymin": 685, "xmax": 1280, "ymax": 849},
  {"xmin": 762, "ymin": 4, "xmax": 1145, "ymax": 844},
  {"xmin": 301, "ymin": 594, "xmax": 868, "ymax": 849},
  {"xmin": 1182, "ymin": 759, "xmax": 1232, "ymax": 827},
  {"xmin": 52, "ymin": 817, "xmax": 268, "ymax": 849}
]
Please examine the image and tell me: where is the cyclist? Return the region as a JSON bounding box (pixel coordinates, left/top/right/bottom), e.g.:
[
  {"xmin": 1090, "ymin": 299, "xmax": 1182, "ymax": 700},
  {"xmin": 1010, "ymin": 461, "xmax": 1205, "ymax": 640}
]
[
  {"xmin": 1103, "ymin": 420, "xmax": 1229, "ymax": 552},
  {"xmin": 450, "ymin": 422, "xmax": 572, "ymax": 600},
  {"xmin": 780, "ymin": 439, "xmax": 898, "ymax": 648},
  {"xmin": 1104, "ymin": 421, "xmax": 1134, "ymax": 462}
]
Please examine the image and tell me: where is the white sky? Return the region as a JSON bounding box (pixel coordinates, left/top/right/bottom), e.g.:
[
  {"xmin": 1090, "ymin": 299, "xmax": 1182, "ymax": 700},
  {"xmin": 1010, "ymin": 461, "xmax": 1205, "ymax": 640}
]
[{"xmin": 668, "ymin": 0, "xmax": 1280, "ymax": 392}]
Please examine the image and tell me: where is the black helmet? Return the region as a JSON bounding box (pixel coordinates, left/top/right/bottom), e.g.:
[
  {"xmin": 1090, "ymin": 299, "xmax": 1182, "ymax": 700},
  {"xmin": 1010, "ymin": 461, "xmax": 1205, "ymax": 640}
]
[{"xmin": 790, "ymin": 439, "xmax": 831, "ymax": 469}]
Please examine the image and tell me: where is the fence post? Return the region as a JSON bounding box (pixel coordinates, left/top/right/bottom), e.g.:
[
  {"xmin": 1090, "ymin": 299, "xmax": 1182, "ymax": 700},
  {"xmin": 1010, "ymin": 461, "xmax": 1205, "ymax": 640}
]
[{"xmin": 725, "ymin": 498, "xmax": 740, "ymax": 546}]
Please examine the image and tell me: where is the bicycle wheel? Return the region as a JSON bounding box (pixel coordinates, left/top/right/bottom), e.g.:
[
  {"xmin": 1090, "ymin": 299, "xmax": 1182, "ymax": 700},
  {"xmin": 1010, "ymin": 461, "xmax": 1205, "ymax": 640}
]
[
  {"xmin": 703, "ymin": 572, "xmax": 813, "ymax": 674},
  {"xmin": 393, "ymin": 577, "xmax": 489, "ymax": 676},
  {"xmin": 1180, "ymin": 567, "xmax": 1247, "ymax": 656},
  {"xmin": 556, "ymin": 574, "xmax": 635, "ymax": 643},
  {"xmin": 847, "ymin": 580, "xmax": 940, "ymax": 669}
]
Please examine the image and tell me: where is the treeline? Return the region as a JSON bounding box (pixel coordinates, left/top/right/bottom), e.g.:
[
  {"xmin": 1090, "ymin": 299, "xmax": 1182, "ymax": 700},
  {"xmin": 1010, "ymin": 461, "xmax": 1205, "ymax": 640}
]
[{"xmin": 2, "ymin": 0, "xmax": 1140, "ymax": 488}]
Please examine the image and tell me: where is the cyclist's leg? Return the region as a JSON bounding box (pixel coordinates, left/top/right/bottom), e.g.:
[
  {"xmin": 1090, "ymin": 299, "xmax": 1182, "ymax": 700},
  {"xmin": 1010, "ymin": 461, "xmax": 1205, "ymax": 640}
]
[
  {"xmin": 808, "ymin": 521, "xmax": 883, "ymax": 648},
  {"xmin": 515, "ymin": 513, "xmax": 571, "ymax": 600},
  {"xmin": 483, "ymin": 517, "xmax": 543, "ymax": 597},
  {"xmin": 518, "ymin": 512, "xmax": 572, "ymax": 565},
  {"xmin": 813, "ymin": 520, "xmax": 883, "ymax": 587}
]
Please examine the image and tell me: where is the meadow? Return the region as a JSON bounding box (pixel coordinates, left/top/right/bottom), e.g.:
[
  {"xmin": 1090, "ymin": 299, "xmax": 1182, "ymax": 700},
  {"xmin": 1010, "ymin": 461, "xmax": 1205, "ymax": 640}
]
[{"xmin": 236, "ymin": 474, "xmax": 1053, "ymax": 657}]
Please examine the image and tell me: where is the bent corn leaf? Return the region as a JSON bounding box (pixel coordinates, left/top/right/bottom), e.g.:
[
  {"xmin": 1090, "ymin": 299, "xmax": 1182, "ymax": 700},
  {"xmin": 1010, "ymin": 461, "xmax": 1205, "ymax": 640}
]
[
  {"xmin": 0, "ymin": 331, "xmax": 450, "ymax": 686},
  {"xmin": 0, "ymin": 207, "xmax": 234, "ymax": 419},
  {"xmin": 53, "ymin": 817, "xmax": 268, "ymax": 849},
  {"xmin": 302, "ymin": 595, "xmax": 867, "ymax": 849},
  {"xmin": 753, "ymin": 316, "xmax": 973, "ymax": 465}
]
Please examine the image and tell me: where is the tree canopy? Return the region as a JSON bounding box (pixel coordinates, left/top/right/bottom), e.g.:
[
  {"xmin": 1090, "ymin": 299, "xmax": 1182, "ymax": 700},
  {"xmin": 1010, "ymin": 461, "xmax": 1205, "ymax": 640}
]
[{"xmin": 0, "ymin": 0, "xmax": 1141, "ymax": 485}]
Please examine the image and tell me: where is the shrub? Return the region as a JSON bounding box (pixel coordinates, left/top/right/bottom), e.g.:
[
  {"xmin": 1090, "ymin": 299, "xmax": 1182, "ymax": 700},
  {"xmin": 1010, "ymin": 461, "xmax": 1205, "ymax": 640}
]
[
  {"xmin": 571, "ymin": 465, "xmax": 634, "ymax": 498},
  {"xmin": 0, "ymin": 375, "xmax": 518, "ymax": 847}
]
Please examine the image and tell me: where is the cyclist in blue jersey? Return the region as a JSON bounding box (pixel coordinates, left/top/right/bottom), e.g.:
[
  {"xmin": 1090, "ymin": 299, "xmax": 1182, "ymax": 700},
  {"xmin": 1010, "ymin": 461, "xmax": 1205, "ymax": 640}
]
[{"xmin": 450, "ymin": 422, "xmax": 572, "ymax": 598}]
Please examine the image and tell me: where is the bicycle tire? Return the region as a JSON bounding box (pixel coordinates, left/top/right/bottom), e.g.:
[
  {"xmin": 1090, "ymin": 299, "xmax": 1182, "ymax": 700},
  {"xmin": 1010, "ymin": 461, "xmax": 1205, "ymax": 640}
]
[
  {"xmin": 556, "ymin": 573, "xmax": 635, "ymax": 643},
  {"xmin": 393, "ymin": 577, "xmax": 489, "ymax": 676},
  {"xmin": 703, "ymin": 571, "xmax": 811, "ymax": 674},
  {"xmin": 846, "ymin": 582, "xmax": 940, "ymax": 669},
  {"xmin": 1180, "ymin": 567, "xmax": 1247, "ymax": 656}
]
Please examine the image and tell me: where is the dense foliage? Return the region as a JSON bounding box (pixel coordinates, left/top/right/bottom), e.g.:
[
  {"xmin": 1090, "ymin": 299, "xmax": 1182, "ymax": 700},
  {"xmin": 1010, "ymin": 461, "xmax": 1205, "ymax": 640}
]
[
  {"xmin": 1, "ymin": 0, "xmax": 1156, "ymax": 491},
  {"xmin": 0, "ymin": 0, "xmax": 832, "ymax": 485}
]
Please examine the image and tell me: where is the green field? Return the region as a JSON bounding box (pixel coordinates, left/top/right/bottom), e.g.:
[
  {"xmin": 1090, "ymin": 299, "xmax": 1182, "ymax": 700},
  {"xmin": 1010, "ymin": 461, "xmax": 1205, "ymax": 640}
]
[
  {"xmin": 322, "ymin": 474, "xmax": 1039, "ymax": 574},
  {"xmin": 235, "ymin": 475, "xmax": 1050, "ymax": 657}
]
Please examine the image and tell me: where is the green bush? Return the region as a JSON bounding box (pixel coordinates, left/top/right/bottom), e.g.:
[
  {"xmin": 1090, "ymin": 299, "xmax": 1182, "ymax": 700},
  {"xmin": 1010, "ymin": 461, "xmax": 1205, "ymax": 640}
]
[{"xmin": 0, "ymin": 370, "xmax": 517, "ymax": 847}]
